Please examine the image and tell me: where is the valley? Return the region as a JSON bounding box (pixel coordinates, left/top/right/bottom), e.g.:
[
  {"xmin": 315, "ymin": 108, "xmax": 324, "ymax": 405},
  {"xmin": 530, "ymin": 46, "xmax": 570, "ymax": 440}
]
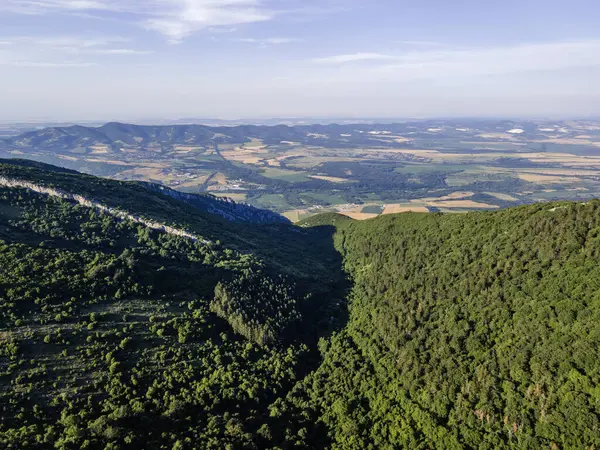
[{"xmin": 2, "ymin": 119, "xmax": 600, "ymax": 221}]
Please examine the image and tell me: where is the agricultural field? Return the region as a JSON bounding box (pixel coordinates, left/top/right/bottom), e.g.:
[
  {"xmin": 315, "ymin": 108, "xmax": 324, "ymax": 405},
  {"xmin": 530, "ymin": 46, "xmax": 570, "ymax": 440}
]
[{"xmin": 3, "ymin": 118, "xmax": 600, "ymax": 221}]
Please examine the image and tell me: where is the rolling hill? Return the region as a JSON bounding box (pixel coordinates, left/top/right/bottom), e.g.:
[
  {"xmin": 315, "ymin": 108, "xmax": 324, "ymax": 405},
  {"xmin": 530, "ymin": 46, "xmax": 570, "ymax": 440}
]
[
  {"xmin": 0, "ymin": 120, "xmax": 573, "ymax": 153},
  {"xmin": 1, "ymin": 160, "xmax": 600, "ymax": 448}
]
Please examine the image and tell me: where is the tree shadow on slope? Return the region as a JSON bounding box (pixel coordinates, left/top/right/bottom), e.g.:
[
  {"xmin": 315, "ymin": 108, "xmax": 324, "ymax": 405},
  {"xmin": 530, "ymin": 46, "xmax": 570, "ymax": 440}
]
[
  {"xmin": 244, "ymin": 222, "xmax": 350, "ymax": 449},
  {"xmin": 206, "ymin": 219, "xmax": 351, "ymax": 358}
]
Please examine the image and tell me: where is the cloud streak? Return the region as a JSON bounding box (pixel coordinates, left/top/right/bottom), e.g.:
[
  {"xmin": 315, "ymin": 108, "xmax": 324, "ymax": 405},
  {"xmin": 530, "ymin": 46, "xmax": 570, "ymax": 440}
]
[
  {"xmin": 313, "ymin": 53, "xmax": 396, "ymax": 64},
  {"xmin": 0, "ymin": 0, "xmax": 120, "ymax": 14},
  {"xmin": 145, "ymin": 1, "xmax": 275, "ymax": 43},
  {"xmin": 0, "ymin": 1, "xmax": 331, "ymax": 43},
  {"xmin": 312, "ymin": 40, "xmax": 600, "ymax": 80},
  {"xmin": 0, "ymin": 35, "xmax": 150, "ymax": 68},
  {"xmin": 236, "ymin": 37, "xmax": 301, "ymax": 45}
]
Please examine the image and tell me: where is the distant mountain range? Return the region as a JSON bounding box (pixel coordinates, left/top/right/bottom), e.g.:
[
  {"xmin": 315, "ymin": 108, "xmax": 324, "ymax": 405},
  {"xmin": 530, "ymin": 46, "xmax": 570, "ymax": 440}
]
[{"xmin": 0, "ymin": 120, "xmax": 562, "ymax": 153}]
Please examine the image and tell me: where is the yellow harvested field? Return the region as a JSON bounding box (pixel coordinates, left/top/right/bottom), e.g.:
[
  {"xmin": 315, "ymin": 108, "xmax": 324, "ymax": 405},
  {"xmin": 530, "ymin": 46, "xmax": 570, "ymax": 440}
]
[
  {"xmin": 222, "ymin": 153, "xmax": 264, "ymax": 165},
  {"xmin": 173, "ymin": 145, "xmax": 202, "ymax": 152},
  {"xmin": 86, "ymin": 159, "xmax": 169, "ymax": 168},
  {"xmin": 420, "ymin": 191, "xmax": 474, "ymax": 202},
  {"xmin": 562, "ymin": 162, "xmax": 600, "ymax": 167},
  {"xmin": 382, "ymin": 204, "xmax": 429, "ymax": 214},
  {"xmin": 221, "ymin": 147, "xmax": 268, "ymax": 165},
  {"xmin": 535, "ymin": 138, "xmax": 599, "ymax": 145},
  {"xmin": 282, "ymin": 209, "xmax": 312, "ymax": 222},
  {"xmin": 424, "ymin": 200, "xmax": 499, "ymax": 209},
  {"xmin": 90, "ymin": 145, "xmax": 110, "ymax": 154},
  {"xmin": 211, "ymin": 173, "xmax": 227, "ymax": 184},
  {"xmin": 177, "ymin": 176, "xmax": 211, "ymax": 188},
  {"xmin": 342, "ymin": 212, "xmax": 379, "ymax": 220},
  {"xmin": 485, "ymin": 192, "xmax": 519, "ymax": 201},
  {"xmin": 283, "ymin": 210, "xmax": 301, "ymax": 222},
  {"xmin": 117, "ymin": 167, "xmax": 168, "ymax": 179},
  {"xmin": 371, "ymin": 149, "xmax": 441, "ymax": 156},
  {"xmin": 207, "ymin": 173, "xmax": 229, "ymax": 190},
  {"xmin": 310, "ymin": 175, "xmax": 353, "ymax": 183},
  {"xmin": 512, "ymin": 168, "xmax": 600, "ymax": 176},
  {"xmin": 242, "ymin": 138, "xmax": 266, "ymax": 149},
  {"xmin": 517, "ymin": 173, "xmax": 575, "ymax": 183},
  {"xmin": 477, "ymin": 133, "xmax": 520, "ymax": 140}
]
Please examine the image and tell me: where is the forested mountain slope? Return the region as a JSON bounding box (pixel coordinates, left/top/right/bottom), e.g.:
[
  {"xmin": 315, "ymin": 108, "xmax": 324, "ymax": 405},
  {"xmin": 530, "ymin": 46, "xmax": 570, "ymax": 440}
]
[
  {"xmin": 286, "ymin": 207, "xmax": 600, "ymax": 448},
  {"xmin": 0, "ymin": 161, "xmax": 346, "ymax": 449},
  {"xmin": 0, "ymin": 159, "xmax": 288, "ymax": 225},
  {"xmin": 1, "ymin": 159, "xmax": 600, "ymax": 449}
]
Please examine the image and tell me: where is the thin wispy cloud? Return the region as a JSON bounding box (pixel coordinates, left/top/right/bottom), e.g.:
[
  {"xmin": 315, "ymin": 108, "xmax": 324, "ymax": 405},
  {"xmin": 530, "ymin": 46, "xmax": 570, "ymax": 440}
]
[
  {"xmin": 0, "ymin": 35, "xmax": 150, "ymax": 68},
  {"xmin": 378, "ymin": 40, "xmax": 600, "ymax": 78},
  {"xmin": 208, "ymin": 27, "xmax": 238, "ymax": 34},
  {"xmin": 8, "ymin": 36, "xmax": 130, "ymax": 48},
  {"xmin": 9, "ymin": 60, "xmax": 100, "ymax": 68},
  {"xmin": 236, "ymin": 37, "xmax": 301, "ymax": 45},
  {"xmin": 0, "ymin": 1, "xmax": 333, "ymax": 43},
  {"xmin": 312, "ymin": 40, "xmax": 600, "ymax": 82},
  {"xmin": 145, "ymin": 1, "xmax": 275, "ymax": 44},
  {"xmin": 93, "ymin": 48, "xmax": 152, "ymax": 55},
  {"xmin": 0, "ymin": 0, "xmax": 118, "ymax": 14},
  {"xmin": 393, "ymin": 40, "xmax": 446, "ymax": 47},
  {"xmin": 313, "ymin": 53, "xmax": 396, "ymax": 64}
]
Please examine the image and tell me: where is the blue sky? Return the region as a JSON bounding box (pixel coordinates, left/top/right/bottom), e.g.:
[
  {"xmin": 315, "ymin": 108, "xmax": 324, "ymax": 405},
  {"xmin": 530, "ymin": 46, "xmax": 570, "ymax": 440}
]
[{"xmin": 0, "ymin": 0, "xmax": 599, "ymax": 121}]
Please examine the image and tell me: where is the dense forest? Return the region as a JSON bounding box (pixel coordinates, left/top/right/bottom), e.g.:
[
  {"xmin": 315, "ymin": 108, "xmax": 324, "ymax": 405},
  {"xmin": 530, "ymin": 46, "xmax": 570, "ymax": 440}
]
[{"xmin": 1, "ymin": 160, "xmax": 600, "ymax": 448}]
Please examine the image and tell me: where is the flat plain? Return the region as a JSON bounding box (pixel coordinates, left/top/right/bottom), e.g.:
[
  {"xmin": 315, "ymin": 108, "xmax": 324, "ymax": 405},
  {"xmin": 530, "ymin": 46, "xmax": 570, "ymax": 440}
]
[{"xmin": 3, "ymin": 119, "xmax": 600, "ymax": 221}]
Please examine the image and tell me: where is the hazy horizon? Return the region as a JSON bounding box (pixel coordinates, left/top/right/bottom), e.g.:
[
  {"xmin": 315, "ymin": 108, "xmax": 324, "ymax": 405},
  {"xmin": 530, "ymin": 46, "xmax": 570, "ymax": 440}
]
[
  {"xmin": 2, "ymin": 115, "xmax": 600, "ymax": 127},
  {"xmin": 1, "ymin": 0, "xmax": 599, "ymax": 121}
]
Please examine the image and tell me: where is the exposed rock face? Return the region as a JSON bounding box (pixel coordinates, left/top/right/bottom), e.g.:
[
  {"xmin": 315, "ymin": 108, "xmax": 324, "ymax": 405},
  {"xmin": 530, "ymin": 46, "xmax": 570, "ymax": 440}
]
[
  {"xmin": 145, "ymin": 183, "xmax": 290, "ymax": 224},
  {"xmin": 0, "ymin": 176, "xmax": 210, "ymax": 244}
]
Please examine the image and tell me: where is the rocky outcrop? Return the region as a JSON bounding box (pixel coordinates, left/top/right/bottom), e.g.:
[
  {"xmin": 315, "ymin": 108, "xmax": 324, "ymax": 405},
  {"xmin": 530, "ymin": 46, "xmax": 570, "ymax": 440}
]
[
  {"xmin": 146, "ymin": 183, "xmax": 290, "ymax": 224},
  {"xmin": 0, "ymin": 176, "xmax": 210, "ymax": 244}
]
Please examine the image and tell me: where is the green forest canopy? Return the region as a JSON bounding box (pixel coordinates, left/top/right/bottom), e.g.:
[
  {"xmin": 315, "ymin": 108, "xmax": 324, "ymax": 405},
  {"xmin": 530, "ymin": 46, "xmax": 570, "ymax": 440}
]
[{"xmin": 1, "ymin": 161, "xmax": 599, "ymax": 449}]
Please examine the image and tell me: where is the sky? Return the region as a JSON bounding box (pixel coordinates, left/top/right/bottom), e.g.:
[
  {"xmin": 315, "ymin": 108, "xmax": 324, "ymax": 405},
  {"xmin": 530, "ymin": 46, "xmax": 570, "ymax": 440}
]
[{"xmin": 0, "ymin": 0, "xmax": 599, "ymax": 121}]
